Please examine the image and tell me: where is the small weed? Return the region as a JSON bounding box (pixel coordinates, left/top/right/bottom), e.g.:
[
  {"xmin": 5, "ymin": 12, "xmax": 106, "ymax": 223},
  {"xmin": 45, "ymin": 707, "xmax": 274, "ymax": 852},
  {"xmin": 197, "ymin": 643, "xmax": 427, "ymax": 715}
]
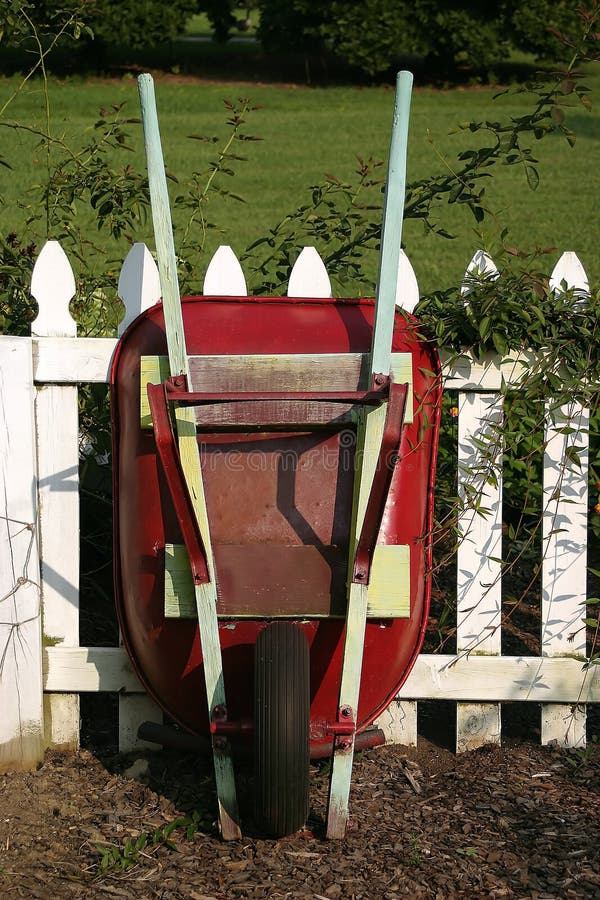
[
  {"xmin": 311, "ymin": 758, "xmax": 331, "ymax": 779},
  {"xmin": 565, "ymin": 734, "xmax": 599, "ymax": 771},
  {"xmin": 95, "ymin": 810, "xmax": 212, "ymax": 876},
  {"xmin": 407, "ymin": 832, "xmax": 422, "ymax": 867}
]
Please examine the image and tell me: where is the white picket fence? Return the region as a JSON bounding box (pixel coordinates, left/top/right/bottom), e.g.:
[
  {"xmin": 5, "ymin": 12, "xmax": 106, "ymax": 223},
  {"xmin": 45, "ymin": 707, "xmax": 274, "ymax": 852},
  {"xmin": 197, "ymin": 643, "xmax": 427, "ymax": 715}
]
[{"xmin": 0, "ymin": 240, "xmax": 598, "ymax": 772}]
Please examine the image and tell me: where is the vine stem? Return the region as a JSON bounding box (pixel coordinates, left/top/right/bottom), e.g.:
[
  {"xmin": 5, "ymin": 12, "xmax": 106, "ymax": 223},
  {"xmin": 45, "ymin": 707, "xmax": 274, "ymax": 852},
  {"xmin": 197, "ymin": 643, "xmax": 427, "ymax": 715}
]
[
  {"xmin": 180, "ymin": 100, "xmax": 252, "ymax": 250},
  {"xmin": 0, "ymin": 9, "xmax": 78, "ymax": 121}
]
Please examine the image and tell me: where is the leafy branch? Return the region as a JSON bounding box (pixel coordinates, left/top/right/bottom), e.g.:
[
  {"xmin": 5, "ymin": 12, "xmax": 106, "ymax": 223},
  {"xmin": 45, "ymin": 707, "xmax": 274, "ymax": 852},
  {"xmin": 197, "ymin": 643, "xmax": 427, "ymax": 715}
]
[{"xmin": 175, "ymin": 98, "xmax": 262, "ymax": 293}]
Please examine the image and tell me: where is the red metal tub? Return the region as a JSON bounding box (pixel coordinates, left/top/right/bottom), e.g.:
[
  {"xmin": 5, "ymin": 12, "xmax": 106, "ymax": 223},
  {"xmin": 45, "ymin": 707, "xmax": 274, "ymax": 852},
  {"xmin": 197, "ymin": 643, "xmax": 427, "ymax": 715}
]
[{"xmin": 111, "ymin": 292, "xmax": 441, "ymax": 757}]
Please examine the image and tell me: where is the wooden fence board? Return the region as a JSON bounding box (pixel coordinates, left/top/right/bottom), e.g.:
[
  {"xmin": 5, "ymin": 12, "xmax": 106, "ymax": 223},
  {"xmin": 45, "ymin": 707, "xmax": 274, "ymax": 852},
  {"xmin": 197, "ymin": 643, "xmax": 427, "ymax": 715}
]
[
  {"xmin": 540, "ymin": 254, "xmax": 591, "ymax": 748},
  {"xmin": 33, "ymin": 337, "xmax": 117, "ymax": 383},
  {"xmin": 31, "ymin": 241, "xmax": 81, "ymax": 750},
  {"xmin": 541, "ymin": 402, "xmax": 589, "ymax": 747},
  {"xmin": 36, "ymin": 384, "xmax": 80, "ymax": 749},
  {"xmin": 117, "ymin": 241, "xmax": 164, "ymax": 749},
  {"xmin": 0, "ymin": 337, "xmax": 44, "ymax": 771},
  {"xmin": 456, "ymin": 391, "xmax": 503, "ymax": 751},
  {"xmin": 43, "ymin": 647, "xmax": 600, "ymax": 703}
]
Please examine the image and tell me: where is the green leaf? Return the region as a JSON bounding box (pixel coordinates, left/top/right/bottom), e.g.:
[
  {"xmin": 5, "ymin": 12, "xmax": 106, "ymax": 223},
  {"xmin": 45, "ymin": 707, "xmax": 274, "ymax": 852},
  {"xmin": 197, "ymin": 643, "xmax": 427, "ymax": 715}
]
[
  {"xmin": 525, "ymin": 165, "xmax": 539, "ymax": 191},
  {"xmin": 492, "ymin": 331, "xmax": 507, "ymax": 357},
  {"xmin": 559, "ymin": 79, "xmax": 576, "ymax": 95},
  {"xmin": 479, "ymin": 315, "xmax": 492, "ymax": 341}
]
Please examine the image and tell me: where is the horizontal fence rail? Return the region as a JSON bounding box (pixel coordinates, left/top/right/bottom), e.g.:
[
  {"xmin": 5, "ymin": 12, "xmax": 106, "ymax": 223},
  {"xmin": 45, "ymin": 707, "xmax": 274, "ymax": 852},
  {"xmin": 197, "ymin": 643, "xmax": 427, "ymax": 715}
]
[{"xmin": 0, "ymin": 240, "xmax": 596, "ymax": 770}]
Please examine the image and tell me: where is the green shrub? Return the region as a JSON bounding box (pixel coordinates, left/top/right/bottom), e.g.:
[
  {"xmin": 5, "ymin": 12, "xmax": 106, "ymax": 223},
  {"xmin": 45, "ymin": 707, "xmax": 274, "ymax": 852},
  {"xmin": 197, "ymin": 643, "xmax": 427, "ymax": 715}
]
[
  {"xmin": 3, "ymin": 0, "xmax": 197, "ymax": 51},
  {"xmin": 256, "ymin": 0, "xmax": 586, "ymax": 79},
  {"xmin": 508, "ymin": 0, "xmax": 582, "ymax": 62},
  {"xmin": 257, "ymin": 0, "xmax": 324, "ymax": 55}
]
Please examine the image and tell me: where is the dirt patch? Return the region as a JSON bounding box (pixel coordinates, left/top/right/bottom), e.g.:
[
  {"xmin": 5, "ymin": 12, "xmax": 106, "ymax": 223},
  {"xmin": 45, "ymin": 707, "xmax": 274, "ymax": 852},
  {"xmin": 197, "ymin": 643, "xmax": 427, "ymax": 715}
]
[{"xmin": 1, "ymin": 738, "xmax": 598, "ymax": 898}]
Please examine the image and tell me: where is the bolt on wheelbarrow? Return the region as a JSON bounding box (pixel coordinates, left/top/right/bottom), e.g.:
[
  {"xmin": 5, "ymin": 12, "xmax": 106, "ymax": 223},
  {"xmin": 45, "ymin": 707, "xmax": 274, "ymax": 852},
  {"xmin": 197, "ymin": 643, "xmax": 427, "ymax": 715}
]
[{"xmin": 111, "ymin": 71, "xmax": 442, "ymax": 840}]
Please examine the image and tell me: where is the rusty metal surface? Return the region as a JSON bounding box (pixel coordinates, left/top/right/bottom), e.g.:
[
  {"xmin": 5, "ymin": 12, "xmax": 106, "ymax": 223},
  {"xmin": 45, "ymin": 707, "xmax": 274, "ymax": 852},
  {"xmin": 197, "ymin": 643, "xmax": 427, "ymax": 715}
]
[
  {"xmin": 147, "ymin": 381, "xmax": 210, "ymax": 585},
  {"xmin": 352, "ymin": 381, "xmax": 408, "ymax": 585},
  {"xmin": 200, "ymin": 430, "xmax": 355, "ymax": 548},
  {"xmin": 213, "ymin": 545, "xmax": 348, "ymax": 617}
]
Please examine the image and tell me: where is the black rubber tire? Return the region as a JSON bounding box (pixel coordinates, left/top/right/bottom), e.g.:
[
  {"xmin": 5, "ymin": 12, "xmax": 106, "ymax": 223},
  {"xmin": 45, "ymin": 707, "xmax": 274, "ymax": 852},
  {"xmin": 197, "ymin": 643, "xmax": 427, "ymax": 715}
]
[{"xmin": 254, "ymin": 622, "xmax": 310, "ymax": 837}]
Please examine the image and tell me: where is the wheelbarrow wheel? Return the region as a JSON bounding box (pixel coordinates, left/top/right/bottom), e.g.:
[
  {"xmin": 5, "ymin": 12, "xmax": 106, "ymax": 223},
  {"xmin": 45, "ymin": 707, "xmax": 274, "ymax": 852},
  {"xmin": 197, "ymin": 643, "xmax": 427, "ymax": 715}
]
[{"xmin": 254, "ymin": 622, "xmax": 310, "ymax": 837}]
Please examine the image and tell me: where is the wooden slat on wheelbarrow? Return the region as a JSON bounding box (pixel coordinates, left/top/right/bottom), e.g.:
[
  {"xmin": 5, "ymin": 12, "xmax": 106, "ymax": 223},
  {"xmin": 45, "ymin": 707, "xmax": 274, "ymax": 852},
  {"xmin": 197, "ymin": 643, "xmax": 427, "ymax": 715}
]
[
  {"xmin": 326, "ymin": 71, "xmax": 414, "ymax": 839},
  {"xmin": 139, "ymin": 352, "xmax": 414, "ymax": 428},
  {"xmin": 138, "ymin": 74, "xmax": 241, "ymax": 841}
]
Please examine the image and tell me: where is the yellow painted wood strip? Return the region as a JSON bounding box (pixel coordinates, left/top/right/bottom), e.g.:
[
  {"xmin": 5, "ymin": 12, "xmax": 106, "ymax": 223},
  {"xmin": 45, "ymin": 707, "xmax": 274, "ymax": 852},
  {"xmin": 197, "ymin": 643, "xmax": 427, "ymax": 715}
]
[
  {"xmin": 390, "ymin": 353, "xmax": 413, "ymax": 424},
  {"xmin": 140, "ymin": 356, "xmax": 170, "ymax": 427},
  {"xmin": 367, "ymin": 544, "xmax": 410, "ymax": 617}
]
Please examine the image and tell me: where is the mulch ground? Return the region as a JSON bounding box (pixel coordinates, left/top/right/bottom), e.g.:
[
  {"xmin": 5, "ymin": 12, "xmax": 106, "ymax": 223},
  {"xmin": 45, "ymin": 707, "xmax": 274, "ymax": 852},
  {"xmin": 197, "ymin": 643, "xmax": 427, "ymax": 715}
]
[{"xmin": 1, "ymin": 736, "xmax": 599, "ymax": 899}]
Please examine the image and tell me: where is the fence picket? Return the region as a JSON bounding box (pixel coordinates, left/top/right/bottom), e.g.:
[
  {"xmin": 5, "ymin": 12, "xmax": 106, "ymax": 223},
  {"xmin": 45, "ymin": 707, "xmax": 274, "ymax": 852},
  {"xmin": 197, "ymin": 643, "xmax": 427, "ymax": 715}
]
[
  {"xmin": 395, "ymin": 249, "xmax": 419, "ymax": 312},
  {"xmin": 541, "ymin": 403, "xmax": 588, "ymax": 747},
  {"xmin": 0, "ymin": 337, "xmax": 43, "ymax": 771},
  {"xmin": 461, "ymin": 250, "xmax": 499, "ymax": 293},
  {"xmin": 31, "ymin": 240, "xmax": 77, "ymax": 337},
  {"xmin": 287, "ymin": 247, "xmax": 332, "ymax": 298},
  {"xmin": 456, "ymin": 392, "xmax": 503, "ymax": 751},
  {"xmin": 203, "ymin": 245, "xmax": 247, "ymax": 296},
  {"xmin": 118, "ymin": 242, "xmax": 161, "ymax": 335},
  {"xmin": 541, "ymin": 253, "xmax": 590, "ymax": 747},
  {"xmin": 549, "ymin": 250, "xmax": 589, "ymax": 299},
  {"xmin": 31, "ymin": 243, "xmax": 80, "ymax": 750},
  {"xmin": 382, "ymin": 249, "xmax": 419, "ymax": 743},
  {"xmin": 117, "ymin": 247, "xmax": 168, "ymax": 748},
  {"xmin": 456, "ymin": 252, "xmax": 502, "ymax": 752},
  {"xmin": 374, "ymin": 700, "xmax": 417, "ymax": 747}
]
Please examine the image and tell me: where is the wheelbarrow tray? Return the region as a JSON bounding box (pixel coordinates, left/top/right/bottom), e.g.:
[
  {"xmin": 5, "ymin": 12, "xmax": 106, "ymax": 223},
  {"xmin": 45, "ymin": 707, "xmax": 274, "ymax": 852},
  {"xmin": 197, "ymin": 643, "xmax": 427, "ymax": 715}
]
[{"xmin": 111, "ymin": 292, "xmax": 441, "ymax": 755}]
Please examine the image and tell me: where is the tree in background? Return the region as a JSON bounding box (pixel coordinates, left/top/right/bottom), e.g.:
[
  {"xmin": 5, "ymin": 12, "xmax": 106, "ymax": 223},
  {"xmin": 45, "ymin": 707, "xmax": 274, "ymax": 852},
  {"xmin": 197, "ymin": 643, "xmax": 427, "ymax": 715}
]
[
  {"xmin": 199, "ymin": 0, "xmax": 237, "ymax": 42},
  {"xmin": 256, "ymin": 0, "xmax": 583, "ymax": 78},
  {"xmin": 257, "ymin": 0, "xmax": 324, "ymax": 56},
  {"xmin": 90, "ymin": 0, "xmax": 197, "ymax": 48},
  {"xmin": 507, "ymin": 0, "xmax": 585, "ymax": 61},
  {"xmin": 3, "ymin": 0, "xmax": 197, "ymax": 52}
]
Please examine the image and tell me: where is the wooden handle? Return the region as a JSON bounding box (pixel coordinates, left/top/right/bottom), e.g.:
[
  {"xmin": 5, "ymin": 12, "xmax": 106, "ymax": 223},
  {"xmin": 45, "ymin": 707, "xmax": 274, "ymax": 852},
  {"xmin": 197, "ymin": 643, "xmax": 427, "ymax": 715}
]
[
  {"xmin": 371, "ymin": 70, "xmax": 413, "ymax": 375},
  {"xmin": 138, "ymin": 73, "xmax": 189, "ymax": 377}
]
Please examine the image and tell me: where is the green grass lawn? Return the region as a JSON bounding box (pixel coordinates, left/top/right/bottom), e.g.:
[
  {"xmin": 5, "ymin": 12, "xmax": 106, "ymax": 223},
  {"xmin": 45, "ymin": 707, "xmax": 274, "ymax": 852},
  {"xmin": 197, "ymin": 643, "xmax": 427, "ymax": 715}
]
[{"xmin": 1, "ymin": 67, "xmax": 598, "ymax": 297}]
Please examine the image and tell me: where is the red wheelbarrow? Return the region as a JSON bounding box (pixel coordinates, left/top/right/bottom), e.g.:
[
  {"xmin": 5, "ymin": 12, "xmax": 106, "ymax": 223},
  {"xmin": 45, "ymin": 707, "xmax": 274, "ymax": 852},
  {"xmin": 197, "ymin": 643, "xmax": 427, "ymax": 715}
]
[{"xmin": 111, "ymin": 72, "xmax": 441, "ymax": 840}]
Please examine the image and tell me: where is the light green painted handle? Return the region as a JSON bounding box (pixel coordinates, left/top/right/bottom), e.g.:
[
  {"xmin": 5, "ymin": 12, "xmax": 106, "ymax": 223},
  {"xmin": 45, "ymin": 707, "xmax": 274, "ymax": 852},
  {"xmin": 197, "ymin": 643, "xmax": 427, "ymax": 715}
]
[
  {"xmin": 138, "ymin": 73, "xmax": 188, "ymax": 377},
  {"xmin": 137, "ymin": 73, "xmax": 240, "ymax": 840},
  {"xmin": 326, "ymin": 70, "xmax": 414, "ymax": 839},
  {"xmin": 371, "ymin": 70, "xmax": 413, "ymax": 375}
]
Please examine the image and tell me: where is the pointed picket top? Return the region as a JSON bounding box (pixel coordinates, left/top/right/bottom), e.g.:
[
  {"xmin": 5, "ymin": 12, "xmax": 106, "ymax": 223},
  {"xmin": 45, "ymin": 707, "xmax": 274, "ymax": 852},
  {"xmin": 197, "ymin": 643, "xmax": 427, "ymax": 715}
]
[
  {"xmin": 549, "ymin": 251, "xmax": 589, "ymax": 302},
  {"xmin": 287, "ymin": 247, "xmax": 332, "ymax": 298},
  {"xmin": 118, "ymin": 242, "xmax": 162, "ymax": 336},
  {"xmin": 461, "ymin": 250, "xmax": 499, "ymax": 296},
  {"xmin": 203, "ymin": 245, "xmax": 247, "ymax": 296},
  {"xmin": 395, "ymin": 249, "xmax": 419, "ymax": 312},
  {"xmin": 31, "ymin": 240, "xmax": 77, "ymax": 337}
]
